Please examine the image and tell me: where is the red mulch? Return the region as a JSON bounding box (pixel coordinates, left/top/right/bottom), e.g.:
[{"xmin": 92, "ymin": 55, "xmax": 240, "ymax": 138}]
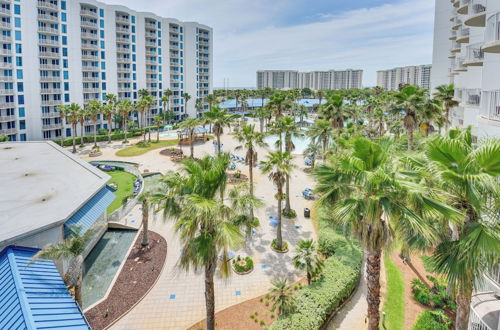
[{"xmin": 84, "ymin": 231, "xmax": 167, "ymax": 330}]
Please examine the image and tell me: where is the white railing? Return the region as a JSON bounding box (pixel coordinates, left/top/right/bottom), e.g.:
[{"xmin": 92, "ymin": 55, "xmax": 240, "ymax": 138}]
[
  {"xmin": 37, "ymin": 0, "xmax": 58, "ymax": 10},
  {"xmin": 115, "ymin": 16, "xmax": 129, "ymax": 24},
  {"xmin": 81, "ymin": 20, "xmax": 97, "ymax": 28},
  {"xmin": 480, "ymin": 90, "xmax": 500, "ymax": 122},
  {"xmin": 38, "ymin": 26, "xmax": 59, "ymax": 34},
  {"xmin": 463, "ymin": 89, "xmax": 481, "ymax": 106},
  {"xmin": 470, "ymin": 0, "xmax": 487, "ymax": 16},
  {"xmin": 485, "ymin": 13, "xmax": 500, "ymax": 44},
  {"xmin": 460, "ymin": 27, "xmax": 470, "ymax": 38},
  {"xmin": 461, "ymin": 0, "xmax": 471, "ymax": 6},
  {"xmin": 81, "ymin": 43, "xmax": 99, "ymax": 50},
  {"xmin": 0, "ymin": 127, "xmax": 17, "ymax": 135},
  {"xmin": 465, "ymin": 43, "xmax": 484, "ymax": 62},
  {"xmin": 469, "ymin": 305, "xmax": 492, "ymax": 330},
  {"xmin": 37, "ymin": 14, "xmax": 58, "ymax": 23},
  {"xmin": 0, "ymin": 114, "xmax": 15, "ymax": 121},
  {"xmin": 80, "ymin": 9, "xmax": 98, "ymax": 17}
]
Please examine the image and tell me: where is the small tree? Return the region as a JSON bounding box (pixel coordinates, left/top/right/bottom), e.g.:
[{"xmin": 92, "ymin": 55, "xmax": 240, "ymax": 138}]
[
  {"xmin": 154, "ymin": 115, "xmax": 163, "ymax": 142},
  {"xmin": 269, "ymin": 278, "xmax": 294, "ymax": 316},
  {"xmin": 293, "ymin": 239, "xmax": 324, "ymax": 285},
  {"xmin": 138, "ymin": 193, "xmax": 151, "ymax": 247}
]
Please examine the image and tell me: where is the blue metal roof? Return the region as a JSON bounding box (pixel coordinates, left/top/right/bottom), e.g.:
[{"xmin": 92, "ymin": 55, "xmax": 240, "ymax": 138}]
[
  {"xmin": 0, "ymin": 246, "xmax": 90, "ymax": 330},
  {"xmin": 295, "ymin": 98, "xmax": 327, "ymax": 107},
  {"xmin": 64, "ymin": 186, "xmax": 115, "ymax": 237},
  {"xmin": 219, "ymin": 98, "xmax": 267, "ymax": 109}
]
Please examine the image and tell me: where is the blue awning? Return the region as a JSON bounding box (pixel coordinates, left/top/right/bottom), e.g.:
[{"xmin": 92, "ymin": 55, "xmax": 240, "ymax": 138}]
[
  {"xmin": 0, "ymin": 246, "xmax": 90, "ymax": 330},
  {"xmin": 64, "ymin": 186, "xmax": 115, "ymax": 237}
]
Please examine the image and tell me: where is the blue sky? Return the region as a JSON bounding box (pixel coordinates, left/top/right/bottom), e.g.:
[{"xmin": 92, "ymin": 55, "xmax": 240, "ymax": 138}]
[{"xmin": 102, "ymin": 0, "xmax": 435, "ymax": 88}]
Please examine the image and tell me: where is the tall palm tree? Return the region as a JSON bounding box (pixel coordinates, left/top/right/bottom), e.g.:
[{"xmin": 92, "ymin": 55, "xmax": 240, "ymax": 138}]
[
  {"xmin": 157, "ymin": 155, "xmax": 244, "ymax": 330},
  {"xmin": 57, "ymin": 104, "xmax": 69, "ymax": 147},
  {"xmin": 117, "ymin": 99, "xmax": 133, "ymax": 143},
  {"xmin": 433, "ymin": 84, "xmax": 459, "ymax": 133},
  {"xmin": 161, "ymin": 89, "xmax": 172, "ymax": 121},
  {"xmin": 137, "ymin": 94, "xmax": 154, "ymax": 142},
  {"xmin": 204, "ymin": 94, "xmax": 216, "ymax": 111},
  {"xmin": 179, "ymin": 118, "xmax": 199, "ymax": 158},
  {"xmin": 417, "ymin": 128, "xmax": 500, "ymax": 330},
  {"xmin": 105, "ymin": 93, "xmax": 117, "ymax": 128},
  {"xmin": 203, "ymin": 105, "xmax": 235, "ymax": 154},
  {"xmin": 261, "ymin": 151, "xmax": 296, "ymax": 251},
  {"xmin": 228, "ymin": 184, "xmax": 264, "ymax": 238},
  {"xmin": 316, "ymin": 90, "xmax": 324, "ymax": 110},
  {"xmin": 138, "ymin": 193, "xmax": 151, "ymax": 247},
  {"xmin": 394, "ymin": 85, "xmax": 426, "ymax": 151},
  {"xmin": 306, "ymin": 120, "xmax": 333, "ymax": 155},
  {"xmin": 420, "ymin": 98, "xmax": 444, "ymax": 137},
  {"xmin": 254, "ymin": 105, "xmax": 270, "ymax": 133},
  {"xmin": 269, "ymin": 278, "xmax": 294, "ymax": 316},
  {"xmin": 66, "ymin": 103, "xmax": 81, "ymax": 153},
  {"xmin": 303, "ymin": 142, "xmax": 321, "ymax": 168},
  {"xmin": 154, "ymin": 115, "xmax": 163, "ymax": 142},
  {"xmin": 233, "ymin": 123, "xmax": 267, "ymax": 219},
  {"xmin": 30, "ymin": 226, "xmax": 96, "ymax": 307},
  {"xmin": 293, "ymin": 239, "xmax": 324, "ymax": 285},
  {"xmin": 321, "ymin": 94, "xmax": 346, "ymax": 137},
  {"xmin": 101, "ymin": 102, "xmax": 115, "ymax": 143},
  {"xmin": 86, "ymin": 100, "xmax": 101, "ymax": 148},
  {"xmin": 314, "ymin": 136, "xmax": 459, "ymax": 330},
  {"xmin": 268, "ymin": 91, "xmax": 290, "ymax": 120},
  {"xmin": 183, "ymin": 92, "xmax": 191, "ymax": 118},
  {"xmin": 296, "ymin": 104, "xmax": 309, "ymax": 127},
  {"xmin": 77, "ymin": 106, "xmax": 88, "ymax": 147}
]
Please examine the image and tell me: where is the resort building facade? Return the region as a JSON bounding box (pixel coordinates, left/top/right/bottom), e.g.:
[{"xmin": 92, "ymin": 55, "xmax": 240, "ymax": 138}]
[
  {"xmin": 256, "ymin": 69, "xmax": 363, "ymax": 90},
  {"xmin": 376, "ymin": 65, "xmax": 432, "ymax": 91},
  {"xmin": 0, "ymin": 0, "xmax": 213, "ymax": 142},
  {"xmin": 431, "ymin": 0, "xmax": 500, "ymax": 139}
]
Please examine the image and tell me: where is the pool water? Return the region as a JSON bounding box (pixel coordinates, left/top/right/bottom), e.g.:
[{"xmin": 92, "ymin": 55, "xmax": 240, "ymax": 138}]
[
  {"xmin": 263, "ymin": 133, "xmax": 311, "ymax": 155},
  {"xmin": 143, "ymin": 173, "xmax": 165, "ymax": 192},
  {"xmin": 82, "ymin": 229, "xmax": 137, "ymax": 309},
  {"xmin": 159, "ymin": 130, "xmax": 178, "ymax": 138}
]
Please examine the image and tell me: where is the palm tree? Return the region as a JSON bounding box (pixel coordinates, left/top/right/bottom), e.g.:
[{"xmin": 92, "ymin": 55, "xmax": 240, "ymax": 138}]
[
  {"xmin": 433, "ymin": 84, "xmax": 459, "ymax": 132},
  {"xmin": 296, "ymin": 104, "xmax": 309, "ymax": 127},
  {"xmin": 157, "ymin": 155, "xmax": 244, "ymax": 330},
  {"xmin": 228, "ymin": 184, "xmax": 264, "ymax": 237},
  {"xmin": 261, "ymin": 151, "xmax": 296, "ymax": 251},
  {"xmin": 30, "ymin": 226, "xmax": 96, "ymax": 307},
  {"xmin": 117, "ymin": 99, "xmax": 133, "ymax": 143},
  {"xmin": 66, "ymin": 103, "xmax": 81, "ymax": 153},
  {"xmin": 77, "ymin": 106, "xmax": 87, "ymax": 147},
  {"xmin": 179, "ymin": 118, "xmax": 199, "ymax": 158},
  {"xmin": 321, "ymin": 94, "xmax": 346, "ymax": 137},
  {"xmin": 394, "ymin": 85, "xmax": 426, "ymax": 150},
  {"xmin": 254, "ymin": 105, "xmax": 270, "ymax": 133},
  {"xmin": 314, "ymin": 136, "xmax": 459, "ymax": 330},
  {"xmin": 102, "ymin": 102, "xmax": 115, "ymax": 143},
  {"xmin": 268, "ymin": 91, "xmax": 290, "ymax": 120},
  {"xmin": 161, "ymin": 89, "xmax": 172, "ymax": 121},
  {"xmin": 303, "ymin": 142, "xmax": 321, "ymax": 168},
  {"xmin": 293, "ymin": 239, "xmax": 324, "ymax": 285},
  {"xmin": 420, "ymin": 98, "xmax": 444, "ymax": 136},
  {"xmin": 154, "ymin": 115, "xmax": 163, "ymax": 142},
  {"xmin": 105, "ymin": 93, "xmax": 117, "ymax": 132},
  {"xmin": 418, "ymin": 128, "xmax": 500, "ymax": 330},
  {"xmin": 86, "ymin": 100, "xmax": 101, "ymax": 148},
  {"xmin": 203, "ymin": 105, "xmax": 234, "ymax": 154},
  {"xmin": 306, "ymin": 120, "xmax": 333, "ymax": 155},
  {"xmin": 137, "ymin": 94, "xmax": 154, "ymax": 142},
  {"xmin": 204, "ymin": 94, "xmax": 217, "ymax": 110},
  {"xmin": 138, "ymin": 193, "xmax": 151, "ymax": 247},
  {"xmin": 316, "ymin": 90, "xmax": 324, "ymax": 110},
  {"xmin": 269, "ymin": 278, "xmax": 294, "ymax": 316},
  {"xmin": 233, "ymin": 123, "xmax": 267, "ymax": 219},
  {"xmin": 182, "ymin": 92, "xmax": 191, "ymax": 117},
  {"xmin": 57, "ymin": 104, "xmax": 69, "ymax": 147}
]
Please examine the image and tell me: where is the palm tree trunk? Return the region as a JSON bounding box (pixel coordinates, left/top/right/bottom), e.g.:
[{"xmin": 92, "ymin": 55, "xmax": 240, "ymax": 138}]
[
  {"xmin": 216, "ymin": 133, "xmax": 221, "ymax": 154},
  {"xmin": 141, "ymin": 199, "xmax": 149, "ymax": 247},
  {"xmin": 284, "ymin": 174, "xmax": 291, "ymax": 214},
  {"xmin": 366, "ymin": 248, "xmax": 382, "ymax": 330},
  {"xmin": 93, "ymin": 122, "xmax": 97, "ymax": 148},
  {"xmin": 455, "ymin": 284, "xmax": 473, "ymax": 330},
  {"xmin": 277, "ymin": 186, "xmax": 283, "ymax": 250},
  {"xmin": 108, "ymin": 118, "xmax": 112, "ymax": 143},
  {"xmin": 190, "ymin": 132, "xmax": 194, "ymax": 158},
  {"xmin": 248, "ymin": 148, "xmax": 255, "ymax": 220},
  {"xmin": 75, "ymin": 274, "xmax": 83, "ymax": 307},
  {"xmin": 204, "ymin": 260, "xmax": 216, "ymax": 330},
  {"xmin": 124, "ymin": 119, "xmax": 128, "ymax": 143},
  {"xmin": 72, "ymin": 125, "xmax": 77, "ymax": 153},
  {"xmin": 322, "ymin": 137, "xmax": 327, "ymax": 156},
  {"xmin": 408, "ymin": 128, "xmax": 414, "ymax": 151},
  {"xmin": 80, "ymin": 123, "xmax": 84, "ymax": 146},
  {"xmin": 157, "ymin": 125, "xmax": 160, "ymax": 142},
  {"xmin": 307, "ymin": 272, "xmax": 311, "ymax": 285}
]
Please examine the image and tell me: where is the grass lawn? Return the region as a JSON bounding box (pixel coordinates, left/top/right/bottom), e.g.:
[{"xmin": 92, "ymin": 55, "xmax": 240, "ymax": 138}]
[
  {"xmin": 116, "ymin": 139, "xmax": 179, "ymax": 157},
  {"xmin": 382, "ymin": 255, "xmax": 405, "ymax": 330},
  {"xmin": 107, "ymin": 170, "xmax": 137, "ymax": 213}
]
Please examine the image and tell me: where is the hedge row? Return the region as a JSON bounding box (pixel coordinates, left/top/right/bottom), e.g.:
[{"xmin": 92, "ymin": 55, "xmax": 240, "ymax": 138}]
[
  {"xmin": 270, "ymin": 214, "xmax": 363, "ymax": 329},
  {"xmin": 53, "ymin": 123, "xmax": 180, "ymax": 147}
]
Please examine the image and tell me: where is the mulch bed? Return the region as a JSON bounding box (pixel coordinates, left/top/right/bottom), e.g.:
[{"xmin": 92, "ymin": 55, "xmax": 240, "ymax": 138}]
[
  {"xmin": 227, "ymin": 173, "xmax": 249, "ymax": 184},
  {"xmin": 84, "ymin": 231, "xmax": 167, "ymax": 330},
  {"xmin": 159, "ymin": 148, "xmax": 183, "ymax": 157}
]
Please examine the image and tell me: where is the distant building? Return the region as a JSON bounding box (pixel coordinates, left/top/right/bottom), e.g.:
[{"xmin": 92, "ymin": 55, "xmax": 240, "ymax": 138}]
[
  {"xmin": 256, "ymin": 69, "xmax": 363, "ymax": 90},
  {"xmin": 376, "ymin": 65, "xmax": 432, "ymax": 91}
]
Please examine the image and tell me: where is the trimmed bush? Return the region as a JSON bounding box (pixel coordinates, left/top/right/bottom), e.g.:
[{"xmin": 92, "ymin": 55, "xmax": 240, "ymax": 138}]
[
  {"xmin": 271, "ymin": 239, "xmax": 288, "ymax": 253},
  {"xmin": 412, "ymin": 310, "xmax": 451, "ymax": 330},
  {"xmin": 411, "ymin": 276, "xmax": 456, "ymax": 310},
  {"xmin": 232, "ymin": 256, "xmax": 254, "ymax": 273},
  {"xmin": 270, "ymin": 213, "xmax": 362, "ymax": 329}
]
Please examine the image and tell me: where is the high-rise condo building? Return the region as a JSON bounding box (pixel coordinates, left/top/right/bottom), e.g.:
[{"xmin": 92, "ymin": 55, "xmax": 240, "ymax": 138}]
[
  {"xmin": 256, "ymin": 69, "xmax": 363, "ymax": 90},
  {"xmin": 431, "ymin": 0, "xmax": 499, "ymax": 139},
  {"xmin": 0, "ymin": 0, "xmax": 213, "ymax": 141},
  {"xmin": 376, "ymin": 65, "xmax": 432, "ymax": 91}
]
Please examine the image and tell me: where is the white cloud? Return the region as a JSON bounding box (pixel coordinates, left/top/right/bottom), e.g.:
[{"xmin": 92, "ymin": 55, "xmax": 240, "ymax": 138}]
[{"xmin": 100, "ymin": 0, "xmax": 435, "ymax": 87}]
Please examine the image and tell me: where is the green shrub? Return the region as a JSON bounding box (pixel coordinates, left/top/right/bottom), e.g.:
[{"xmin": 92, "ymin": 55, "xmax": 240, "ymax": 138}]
[
  {"xmin": 270, "ymin": 211, "xmax": 362, "ymax": 330},
  {"xmin": 282, "ymin": 209, "xmax": 297, "ymax": 218},
  {"xmin": 232, "ymin": 256, "xmax": 254, "ymax": 273},
  {"xmin": 412, "ymin": 310, "xmax": 451, "ymax": 330},
  {"xmin": 411, "ymin": 277, "xmax": 455, "ymax": 310},
  {"xmin": 271, "ymin": 239, "xmax": 288, "ymax": 252}
]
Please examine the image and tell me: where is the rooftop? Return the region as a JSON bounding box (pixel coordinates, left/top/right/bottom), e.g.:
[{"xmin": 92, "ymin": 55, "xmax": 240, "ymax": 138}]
[{"xmin": 0, "ymin": 141, "xmax": 110, "ymax": 245}]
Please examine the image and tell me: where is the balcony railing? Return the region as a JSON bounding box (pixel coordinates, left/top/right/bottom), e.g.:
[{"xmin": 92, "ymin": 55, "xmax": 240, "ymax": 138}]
[
  {"xmin": 40, "ymin": 76, "xmax": 61, "ymax": 82},
  {"xmin": 38, "ymin": 26, "xmax": 59, "ymax": 35},
  {"xmin": 0, "ymin": 21, "xmax": 11, "ymax": 29},
  {"xmin": 41, "ymin": 111, "xmax": 61, "ymax": 119},
  {"xmin": 38, "ymin": 38, "xmax": 59, "ymax": 46},
  {"xmin": 0, "ymin": 62, "xmax": 12, "ymax": 69},
  {"xmin": 81, "ymin": 43, "xmax": 99, "ymax": 50},
  {"xmin": 457, "ymin": 27, "xmax": 470, "ymax": 43},
  {"xmin": 42, "ymin": 123, "xmax": 63, "ymax": 130},
  {"xmin": 82, "ymin": 76, "xmax": 99, "ymax": 82},
  {"xmin": 464, "ymin": 43, "xmax": 484, "ymax": 66},
  {"xmin": 81, "ymin": 32, "xmax": 99, "ymax": 40},
  {"xmin": 480, "ymin": 90, "xmax": 500, "ymax": 122},
  {"xmin": 0, "ymin": 48, "xmax": 11, "ymax": 55},
  {"xmin": 81, "ymin": 20, "xmax": 98, "ymax": 28},
  {"xmin": 37, "ymin": 0, "xmax": 58, "ymax": 10},
  {"xmin": 465, "ymin": 0, "xmax": 487, "ymax": 27},
  {"xmin": 39, "ymin": 51, "xmax": 61, "ymax": 58},
  {"xmin": 0, "ymin": 88, "xmax": 14, "ymax": 95},
  {"xmin": 80, "ymin": 9, "xmax": 98, "ymax": 18},
  {"xmin": 469, "ymin": 305, "xmax": 493, "ymax": 330},
  {"xmin": 37, "ymin": 14, "xmax": 58, "ymax": 23},
  {"xmin": 116, "ymin": 16, "xmax": 129, "ymax": 24},
  {"xmin": 0, "ymin": 127, "xmax": 17, "ymax": 135},
  {"xmin": 464, "ymin": 89, "xmax": 481, "ymax": 106},
  {"xmin": 483, "ymin": 13, "xmax": 500, "ymax": 53},
  {"xmin": 41, "ymin": 99, "xmax": 63, "ymax": 106},
  {"xmin": 451, "ymin": 41, "xmax": 462, "ymax": 52},
  {"xmin": 0, "ymin": 114, "xmax": 16, "ymax": 121}
]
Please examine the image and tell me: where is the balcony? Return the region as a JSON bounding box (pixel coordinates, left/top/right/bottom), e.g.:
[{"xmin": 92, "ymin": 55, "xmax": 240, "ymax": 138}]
[
  {"xmin": 38, "ymin": 38, "xmax": 59, "ymax": 46},
  {"xmin": 83, "ymin": 88, "xmax": 100, "ymax": 93},
  {"xmin": 42, "ymin": 123, "xmax": 63, "ymax": 130},
  {"xmin": 0, "ymin": 127, "xmax": 17, "ymax": 135},
  {"xmin": 40, "ymin": 88, "xmax": 62, "ymax": 94},
  {"xmin": 40, "ymin": 63, "xmax": 61, "ymax": 70},
  {"xmin": 38, "ymin": 26, "xmax": 59, "ymax": 35},
  {"xmin": 170, "ymin": 36, "xmax": 179, "ymax": 42},
  {"xmin": 0, "ymin": 62, "xmax": 12, "ymax": 69},
  {"xmin": 81, "ymin": 20, "xmax": 98, "ymax": 28},
  {"xmin": 81, "ymin": 32, "xmax": 99, "ymax": 40},
  {"xmin": 41, "ymin": 111, "xmax": 61, "ymax": 119},
  {"xmin": 82, "ymin": 53, "xmax": 98, "ymax": 60},
  {"xmin": 82, "ymin": 66, "xmax": 99, "ymax": 72},
  {"xmin": 169, "ymin": 27, "xmax": 180, "ymax": 33},
  {"xmin": 0, "ymin": 88, "xmax": 13, "ymax": 95},
  {"xmin": 464, "ymin": 43, "xmax": 484, "ymax": 66},
  {"xmin": 0, "ymin": 7, "xmax": 11, "ymax": 16},
  {"xmin": 81, "ymin": 43, "xmax": 99, "ymax": 50},
  {"xmin": 465, "ymin": 0, "xmax": 487, "ymax": 27},
  {"xmin": 462, "ymin": 89, "xmax": 481, "ymax": 107},
  {"xmin": 451, "ymin": 41, "xmax": 462, "ymax": 53},
  {"xmin": 41, "ymin": 99, "xmax": 63, "ymax": 106},
  {"xmin": 480, "ymin": 90, "xmax": 500, "ymax": 122},
  {"xmin": 117, "ymin": 67, "xmax": 131, "ymax": 73},
  {"xmin": 0, "ymin": 35, "xmax": 12, "ymax": 43},
  {"xmin": 0, "ymin": 75, "xmax": 13, "ymax": 81},
  {"xmin": 170, "ymin": 44, "xmax": 180, "ymax": 50},
  {"xmin": 116, "ymin": 47, "xmax": 131, "ymax": 54},
  {"xmin": 37, "ymin": 14, "xmax": 58, "ymax": 23},
  {"xmin": 37, "ymin": 1, "xmax": 58, "ymax": 10},
  {"xmin": 116, "ymin": 37, "xmax": 131, "ymax": 44},
  {"xmin": 116, "ymin": 16, "xmax": 129, "ymax": 24},
  {"xmin": 458, "ymin": 0, "xmax": 470, "ymax": 14},
  {"xmin": 452, "ymin": 17, "xmax": 463, "ymax": 30},
  {"xmin": 146, "ymin": 51, "xmax": 157, "ymax": 57},
  {"xmin": 457, "ymin": 27, "xmax": 470, "ymax": 43},
  {"xmin": 146, "ymin": 22, "xmax": 157, "ymax": 29},
  {"xmin": 117, "ymin": 87, "xmax": 130, "ymax": 92},
  {"xmin": 40, "ymin": 76, "xmax": 61, "ymax": 82},
  {"xmin": 0, "ymin": 48, "xmax": 11, "ymax": 55},
  {"xmin": 0, "ymin": 21, "xmax": 11, "ymax": 29},
  {"xmin": 483, "ymin": 13, "xmax": 500, "ymax": 53},
  {"xmin": 117, "ymin": 57, "xmax": 131, "ymax": 64},
  {"xmin": 145, "ymin": 60, "xmax": 157, "ymax": 65},
  {"xmin": 116, "ymin": 27, "xmax": 129, "ymax": 34},
  {"xmin": 83, "ymin": 76, "xmax": 99, "ymax": 82},
  {"xmin": 117, "ymin": 77, "xmax": 130, "ymax": 83},
  {"xmin": 468, "ymin": 268, "xmax": 500, "ymax": 330},
  {"xmin": 80, "ymin": 9, "xmax": 98, "ymax": 18},
  {"xmin": 0, "ymin": 114, "xmax": 16, "ymax": 121}
]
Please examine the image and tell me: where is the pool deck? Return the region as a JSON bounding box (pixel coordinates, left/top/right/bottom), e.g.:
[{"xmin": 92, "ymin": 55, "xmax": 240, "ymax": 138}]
[{"xmin": 76, "ymin": 121, "xmax": 317, "ymax": 329}]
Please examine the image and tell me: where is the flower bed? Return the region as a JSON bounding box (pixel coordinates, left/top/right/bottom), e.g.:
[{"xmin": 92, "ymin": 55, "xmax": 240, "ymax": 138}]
[
  {"xmin": 271, "ymin": 239, "xmax": 289, "ymax": 253},
  {"xmin": 232, "ymin": 256, "xmax": 254, "ymax": 275}
]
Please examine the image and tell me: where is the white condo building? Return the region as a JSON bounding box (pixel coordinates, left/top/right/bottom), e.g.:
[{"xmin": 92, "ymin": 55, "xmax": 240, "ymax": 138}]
[
  {"xmin": 431, "ymin": 0, "xmax": 499, "ymax": 139},
  {"xmin": 0, "ymin": 0, "xmax": 213, "ymax": 141},
  {"xmin": 376, "ymin": 65, "xmax": 432, "ymax": 91},
  {"xmin": 256, "ymin": 69, "xmax": 363, "ymax": 90}
]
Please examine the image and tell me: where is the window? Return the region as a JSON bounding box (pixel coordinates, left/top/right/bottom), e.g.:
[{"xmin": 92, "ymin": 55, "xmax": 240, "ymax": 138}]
[
  {"xmin": 131, "ymin": 26, "xmax": 135, "ymax": 33},
  {"xmin": 14, "ymin": 4, "xmax": 20, "ymax": 15},
  {"xmin": 101, "ymin": 62, "xmax": 105, "ymax": 70},
  {"xmin": 100, "ymin": 19, "xmax": 104, "ymax": 28},
  {"xmin": 20, "ymin": 134, "xmax": 26, "ymax": 141},
  {"xmin": 17, "ymin": 82, "xmax": 23, "ymax": 92},
  {"xmin": 62, "ymin": 48, "xmax": 67, "ymax": 56},
  {"xmin": 131, "ymin": 16, "xmax": 135, "ymax": 24},
  {"xmin": 62, "ymin": 36, "xmax": 67, "ymax": 45},
  {"xmin": 61, "ymin": 1, "xmax": 66, "ymax": 10},
  {"xmin": 17, "ymin": 95, "xmax": 24, "ymax": 104},
  {"xmin": 102, "ymin": 82, "xmax": 106, "ymax": 90},
  {"xmin": 14, "ymin": 17, "xmax": 20, "ymax": 28},
  {"xmin": 62, "ymin": 24, "xmax": 67, "ymax": 34},
  {"xmin": 64, "ymin": 94, "xmax": 69, "ymax": 102},
  {"xmin": 15, "ymin": 56, "xmax": 21, "ymax": 66},
  {"xmin": 100, "ymin": 40, "xmax": 105, "ymax": 49},
  {"xmin": 100, "ymin": 30, "xmax": 104, "ymax": 38},
  {"xmin": 19, "ymin": 120, "xmax": 25, "ymax": 130},
  {"xmin": 15, "ymin": 30, "xmax": 21, "ymax": 41},
  {"xmin": 99, "ymin": 9, "xmax": 104, "ymax": 17},
  {"xmin": 63, "ymin": 71, "xmax": 68, "ymax": 79},
  {"xmin": 16, "ymin": 69, "xmax": 22, "ymax": 79},
  {"xmin": 15, "ymin": 43, "xmax": 21, "ymax": 54},
  {"xmin": 100, "ymin": 51, "xmax": 105, "ymax": 59},
  {"xmin": 18, "ymin": 107, "xmax": 24, "ymax": 117},
  {"xmin": 61, "ymin": 13, "xmax": 66, "ymax": 22},
  {"xmin": 64, "ymin": 82, "xmax": 69, "ymax": 91}
]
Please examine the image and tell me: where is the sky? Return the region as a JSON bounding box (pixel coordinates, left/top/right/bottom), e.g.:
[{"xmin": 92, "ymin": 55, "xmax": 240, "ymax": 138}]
[{"xmin": 101, "ymin": 0, "xmax": 436, "ymax": 88}]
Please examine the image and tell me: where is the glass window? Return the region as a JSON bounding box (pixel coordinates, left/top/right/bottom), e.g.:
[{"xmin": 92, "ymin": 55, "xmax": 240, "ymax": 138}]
[
  {"xmin": 20, "ymin": 134, "xmax": 26, "ymax": 141},
  {"xmin": 14, "ymin": 18, "xmax": 21, "ymax": 28},
  {"xmin": 101, "ymin": 51, "xmax": 105, "ymax": 59},
  {"xmin": 18, "ymin": 95, "xmax": 24, "ymax": 104},
  {"xmin": 15, "ymin": 43, "xmax": 21, "ymax": 54},
  {"xmin": 132, "ymin": 35, "xmax": 135, "ymax": 43},
  {"xmin": 63, "ymin": 59, "xmax": 68, "ymax": 68},
  {"xmin": 131, "ymin": 16, "xmax": 135, "ymax": 24},
  {"xmin": 100, "ymin": 19, "xmax": 104, "ymax": 28},
  {"xmin": 18, "ymin": 107, "xmax": 24, "ymax": 117},
  {"xmin": 61, "ymin": 1, "xmax": 66, "ymax": 10},
  {"xmin": 63, "ymin": 71, "xmax": 68, "ymax": 79},
  {"xmin": 17, "ymin": 82, "xmax": 23, "ymax": 92},
  {"xmin": 64, "ymin": 82, "xmax": 69, "ymax": 91},
  {"xmin": 100, "ymin": 41, "xmax": 105, "ymax": 49},
  {"xmin": 101, "ymin": 62, "xmax": 105, "ymax": 70},
  {"xmin": 15, "ymin": 30, "xmax": 21, "ymax": 41},
  {"xmin": 102, "ymin": 82, "xmax": 106, "ymax": 90},
  {"xmin": 62, "ymin": 24, "xmax": 67, "ymax": 34},
  {"xmin": 101, "ymin": 72, "xmax": 106, "ymax": 80},
  {"xmin": 62, "ymin": 48, "xmax": 67, "ymax": 56},
  {"xmin": 131, "ymin": 26, "xmax": 135, "ymax": 33},
  {"xmin": 16, "ymin": 69, "xmax": 22, "ymax": 79},
  {"xmin": 62, "ymin": 36, "xmax": 67, "ymax": 45},
  {"xmin": 15, "ymin": 56, "xmax": 22, "ymax": 66},
  {"xmin": 19, "ymin": 120, "xmax": 25, "ymax": 130},
  {"xmin": 99, "ymin": 9, "xmax": 104, "ymax": 17},
  {"xmin": 14, "ymin": 5, "xmax": 20, "ymax": 15},
  {"xmin": 100, "ymin": 30, "xmax": 104, "ymax": 38},
  {"xmin": 64, "ymin": 94, "xmax": 69, "ymax": 102},
  {"xmin": 61, "ymin": 13, "xmax": 66, "ymax": 22}
]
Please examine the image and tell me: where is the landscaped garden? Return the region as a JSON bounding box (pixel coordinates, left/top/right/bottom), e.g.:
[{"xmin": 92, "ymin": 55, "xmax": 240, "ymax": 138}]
[
  {"xmin": 115, "ymin": 139, "xmax": 179, "ymax": 157},
  {"xmin": 106, "ymin": 170, "xmax": 137, "ymax": 213}
]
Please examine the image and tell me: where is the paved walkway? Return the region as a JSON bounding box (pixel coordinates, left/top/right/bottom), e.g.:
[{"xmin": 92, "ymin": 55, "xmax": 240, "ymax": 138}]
[{"xmin": 78, "ymin": 126, "xmax": 317, "ymax": 329}]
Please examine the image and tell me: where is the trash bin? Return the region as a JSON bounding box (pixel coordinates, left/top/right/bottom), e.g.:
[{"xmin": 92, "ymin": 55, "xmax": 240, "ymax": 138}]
[{"xmin": 304, "ymin": 208, "xmax": 310, "ymax": 218}]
